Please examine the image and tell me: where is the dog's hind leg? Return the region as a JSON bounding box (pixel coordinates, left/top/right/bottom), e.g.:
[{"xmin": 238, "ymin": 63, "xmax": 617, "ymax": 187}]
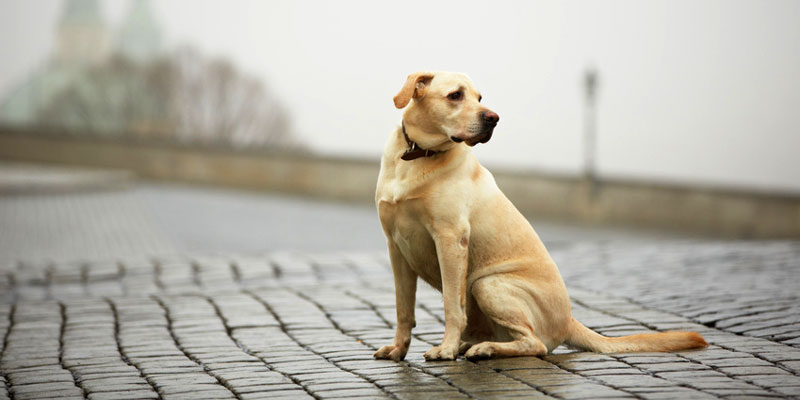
[
  {"xmin": 464, "ymin": 275, "xmax": 548, "ymax": 359},
  {"xmin": 459, "ymin": 292, "xmax": 495, "ymax": 355}
]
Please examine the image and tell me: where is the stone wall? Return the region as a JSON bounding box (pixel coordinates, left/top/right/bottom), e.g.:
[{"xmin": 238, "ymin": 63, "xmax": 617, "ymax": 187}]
[{"xmin": 1, "ymin": 128, "xmax": 798, "ymax": 238}]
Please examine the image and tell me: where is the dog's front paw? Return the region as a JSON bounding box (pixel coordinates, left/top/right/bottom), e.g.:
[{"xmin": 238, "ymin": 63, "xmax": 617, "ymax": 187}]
[
  {"xmin": 464, "ymin": 342, "xmax": 495, "ymax": 360},
  {"xmin": 373, "ymin": 344, "xmax": 408, "ymax": 361},
  {"xmin": 424, "ymin": 345, "xmax": 458, "ymax": 361}
]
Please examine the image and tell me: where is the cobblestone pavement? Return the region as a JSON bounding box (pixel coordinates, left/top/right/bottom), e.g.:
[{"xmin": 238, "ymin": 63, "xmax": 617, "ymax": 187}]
[
  {"xmin": 1, "ymin": 244, "xmax": 799, "ymax": 400},
  {"xmin": 553, "ymin": 241, "xmax": 800, "ymax": 349},
  {"xmin": 0, "ymin": 190, "xmax": 176, "ymax": 262},
  {"xmin": 1, "ymin": 165, "xmax": 799, "ymax": 399}
]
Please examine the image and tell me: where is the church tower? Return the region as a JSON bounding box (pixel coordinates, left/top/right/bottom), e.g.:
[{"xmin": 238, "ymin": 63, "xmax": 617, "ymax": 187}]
[
  {"xmin": 118, "ymin": 0, "xmax": 163, "ymax": 64},
  {"xmin": 55, "ymin": 0, "xmax": 111, "ymax": 66}
]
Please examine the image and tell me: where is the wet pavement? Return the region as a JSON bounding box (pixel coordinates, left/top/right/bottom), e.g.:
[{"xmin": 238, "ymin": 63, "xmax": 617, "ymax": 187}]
[{"xmin": 0, "ymin": 163, "xmax": 799, "ymax": 399}]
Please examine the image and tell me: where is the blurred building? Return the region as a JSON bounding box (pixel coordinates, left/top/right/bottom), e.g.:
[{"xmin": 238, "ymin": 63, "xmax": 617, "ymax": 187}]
[
  {"xmin": 0, "ymin": 0, "xmax": 161, "ymax": 128},
  {"xmin": 118, "ymin": 0, "xmax": 162, "ymax": 64},
  {"xmin": 0, "ymin": 0, "xmax": 293, "ymax": 148},
  {"xmin": 56, "ymin": 0, "xmax": 112, "ymax": 66}
]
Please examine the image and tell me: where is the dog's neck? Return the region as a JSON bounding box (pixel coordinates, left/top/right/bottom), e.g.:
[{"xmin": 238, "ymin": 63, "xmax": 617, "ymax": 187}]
[{"xmin": 400, "ymin": 120, "xmax": 444, "ymax": 161}]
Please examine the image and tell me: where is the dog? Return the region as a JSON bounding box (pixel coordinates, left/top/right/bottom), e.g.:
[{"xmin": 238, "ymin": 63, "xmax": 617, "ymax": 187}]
[{"xmin": 373, "ymin": 71, "xmax": 707, "ymax": 361}]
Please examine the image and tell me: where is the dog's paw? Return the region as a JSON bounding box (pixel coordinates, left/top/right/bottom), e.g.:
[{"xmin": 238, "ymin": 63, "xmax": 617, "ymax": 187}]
[
  {"xmin": 373, "ymin": 345, "xmax": 407, "ymax": 361},
  {"xmin": 464, "ymin": 342, "xmax": 495, "ymax": 360},
  {"xmin": 424, "ymin": 345, "xmax": 458, "ymax": 361}
]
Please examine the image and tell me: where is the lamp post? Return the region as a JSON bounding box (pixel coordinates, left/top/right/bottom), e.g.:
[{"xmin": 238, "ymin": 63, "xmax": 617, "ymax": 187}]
[{"xmin": 583, "ymin": 67, "xmax": 599, "ymax": 194}]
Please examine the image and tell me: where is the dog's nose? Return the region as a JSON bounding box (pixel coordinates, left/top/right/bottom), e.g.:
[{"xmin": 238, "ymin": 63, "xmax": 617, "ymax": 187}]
[{"xmin": 483, "ymin": 111, "xmax": 499, "ymax": 124}]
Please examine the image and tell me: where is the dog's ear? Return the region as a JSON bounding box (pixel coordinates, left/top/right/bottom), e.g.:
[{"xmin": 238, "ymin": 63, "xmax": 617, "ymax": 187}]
[{"xmin": 393, "ymin": 72, "xmax": 434, "ymax": 109}]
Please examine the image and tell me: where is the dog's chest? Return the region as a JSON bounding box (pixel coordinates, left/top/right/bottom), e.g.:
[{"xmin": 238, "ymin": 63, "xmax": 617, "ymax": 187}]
[{"xmin": 378, "ymin": 200, "xmax": 442, "ymax": 289}]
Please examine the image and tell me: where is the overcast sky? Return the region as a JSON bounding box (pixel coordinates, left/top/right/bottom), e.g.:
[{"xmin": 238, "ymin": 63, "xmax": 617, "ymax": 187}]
[{"xmin": 1, "ymin": 0, "xmax": 799, "ymax": 193}]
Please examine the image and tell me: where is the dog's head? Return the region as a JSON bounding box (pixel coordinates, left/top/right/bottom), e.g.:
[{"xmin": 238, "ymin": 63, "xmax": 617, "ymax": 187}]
[{"xmin": 394, "ymin": 71, "xmax": 499, "ymax": 149}]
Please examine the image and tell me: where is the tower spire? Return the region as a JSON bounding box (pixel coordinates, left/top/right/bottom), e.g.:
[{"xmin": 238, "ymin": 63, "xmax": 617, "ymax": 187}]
[
  {"xmin": 55, "ymin": 0, "xmax": 109, "ymax": 66},
  {"xmin": 118, "ymin": 0, "xmax": 163, "ymax": 64}
]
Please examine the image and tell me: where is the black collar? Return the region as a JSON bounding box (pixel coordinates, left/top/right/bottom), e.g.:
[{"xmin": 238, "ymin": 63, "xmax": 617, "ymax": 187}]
[{"xmin": 401, "ymin": 121, "xmax": 442, "ymax": 161}]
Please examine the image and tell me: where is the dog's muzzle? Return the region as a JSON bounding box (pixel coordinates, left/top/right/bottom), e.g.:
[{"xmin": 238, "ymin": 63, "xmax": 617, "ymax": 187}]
[{"xmin": 461, "ymin": 111, "xmax": 499, "ymax": 146}]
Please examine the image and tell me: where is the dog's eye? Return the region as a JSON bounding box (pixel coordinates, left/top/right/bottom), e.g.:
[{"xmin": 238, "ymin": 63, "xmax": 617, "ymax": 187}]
[
  {"xmin": 447, "ymin": 91, "xmax": 463, "ymax": 101},
  {"xmin": 478, "ymin": 95, "xmax": 483, "ymax": 102}
]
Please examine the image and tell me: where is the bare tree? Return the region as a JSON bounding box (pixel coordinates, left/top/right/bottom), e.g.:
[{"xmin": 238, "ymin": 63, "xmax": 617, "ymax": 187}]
[
  {"xmin": 36, "ymin": 46, "xmax": 299, "ymax": 150},
  {"xmin": 167, "ymin": 47, "xmax": 293, "ymax": 148}
]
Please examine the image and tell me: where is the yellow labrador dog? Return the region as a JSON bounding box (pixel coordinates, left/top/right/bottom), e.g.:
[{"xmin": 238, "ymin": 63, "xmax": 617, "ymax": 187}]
[{"xmin": 374, "ymin": 71, "xmax": 707, "ymax": 361}]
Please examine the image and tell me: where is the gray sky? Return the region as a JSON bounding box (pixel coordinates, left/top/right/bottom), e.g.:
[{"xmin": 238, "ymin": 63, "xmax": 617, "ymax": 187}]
[{"xmin": 1, "ymin": 0, "xmax": 799, "ymax": 193}]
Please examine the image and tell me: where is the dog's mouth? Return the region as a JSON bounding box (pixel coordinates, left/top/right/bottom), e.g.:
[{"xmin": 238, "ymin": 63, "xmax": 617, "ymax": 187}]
[
  {"xmin": 448, "ymin": 111, "xmax": 500, "ymax": 147},
  {"xmin": 454, "ymin": 126, "xmax": 495, "ymax": 147},
  {"xmin": 451, "ymin": 117, "xmax": 497, "ymax": 146},
  {"xmin": 465, "ymin": 131, "xmax": 492, "ymax": 146}
]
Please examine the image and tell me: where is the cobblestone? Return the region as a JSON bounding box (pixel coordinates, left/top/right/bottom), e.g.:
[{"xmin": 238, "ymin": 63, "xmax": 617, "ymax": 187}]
[
  {"xmin": 3, "ymin": 246, "xmax": 795, "ymax": 398},
  {"xmin": 0, "ymin": 191, "xmax": 175, "ymax": 264},
  {"xmin": 553, "ymin": 241, "xmax": 800, "ymax": 348},
  {"xmin": 1, "ymin": 173, "xmax": 800, "ymax": 398}
]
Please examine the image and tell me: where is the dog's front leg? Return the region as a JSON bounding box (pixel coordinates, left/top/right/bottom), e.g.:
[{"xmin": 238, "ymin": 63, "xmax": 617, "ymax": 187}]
[
  {"xmin": 424, "ymin": 229, "xmax": 469, "ymax": 361},
  {"xmin": 374, "ymin": 242, "xmax": 417, "ymax": 361}
]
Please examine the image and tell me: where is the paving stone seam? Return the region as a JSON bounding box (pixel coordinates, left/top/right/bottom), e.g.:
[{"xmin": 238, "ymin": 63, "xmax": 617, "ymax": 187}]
[
  {"xmin": 550, "ymin": 355, "xmax": 694, "ymax": 399},
  {"xmin": 0, "ymin": 303, "xmax": 13, "ymax": 400},
  {"xmin": 703, "ymin": 307, "xmax": 795, "ymax": 333},
  {"xmin": 570, "ymin": 290, "xmax": 792, "ymax": 397},
  {"xmin": 734, "ymin": 315, "xmax": 800, "ymax": 335},
  {"xmin": 343, "ymin": 259, "xmax": 365, "ymax": 277},
  {"xmin": 294, "ymin": 289, "xmax": 480, "ymax": 399},
  {"xmin": 495, "ymin": 366, "xmax": 628, "ymax": 400},
  {"xmin": 462, "ymin": 369, "xmax": 561, "ymax": 399},
  {"xmin": 690, "ymin": 301, "xmax": 794, "ymax": 320},
  {"xmin": 58, "ymin": 302, "xmax": 89, "ymax": 399},
  {"xmin": 417, "ymin": 303, "xmax": 445, "ymax": 327},
  {"xmin": 106, "ymin": 298, "xmax": 163, "ymax": 399},
  {"xmin": 670, "ymin": 346, "xmax": 788, "ymax": 396},
  {"xmin": 151, "ymin": 295, "xmax": 240, "ymax": 399},
  {"xmin": 202, "ymin": 295, "xmax": 317, "ymax": 399},
  {"xmin": 314, "ymin": 259, "xmax": 362, "ymax": 278},
  {"xmin": 245, "ymin": 289, "xmax": 398, "ymax": 400},
  {"xmin": 342, "ymin": 289, "xmax": 393, "ymax": 330}
]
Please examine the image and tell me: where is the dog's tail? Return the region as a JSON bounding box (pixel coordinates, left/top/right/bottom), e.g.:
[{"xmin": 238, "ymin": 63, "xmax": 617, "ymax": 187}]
[{"xmin": 564, "ymin": 318, "xmax": 708, "ymax": 353}]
